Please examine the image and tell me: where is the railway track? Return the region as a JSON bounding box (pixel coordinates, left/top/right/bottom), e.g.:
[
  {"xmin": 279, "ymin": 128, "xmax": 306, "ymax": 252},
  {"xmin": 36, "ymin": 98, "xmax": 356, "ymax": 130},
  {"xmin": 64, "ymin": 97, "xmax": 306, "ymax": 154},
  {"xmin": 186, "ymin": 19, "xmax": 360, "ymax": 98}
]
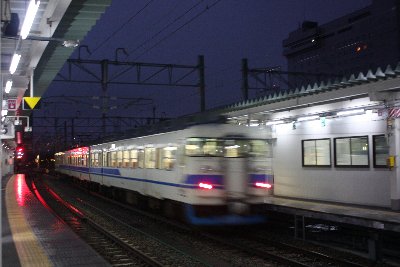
[
  {"xmin": 34, "ymin": 174, "xmax": 384, "ymax": 266},
  {"xmin": 199, "ymin": 229, "xmax": 368, "ymax": 267},
  {"xmin": 29, "ymin": 176, "xmax": 207, "ymax": 267}
]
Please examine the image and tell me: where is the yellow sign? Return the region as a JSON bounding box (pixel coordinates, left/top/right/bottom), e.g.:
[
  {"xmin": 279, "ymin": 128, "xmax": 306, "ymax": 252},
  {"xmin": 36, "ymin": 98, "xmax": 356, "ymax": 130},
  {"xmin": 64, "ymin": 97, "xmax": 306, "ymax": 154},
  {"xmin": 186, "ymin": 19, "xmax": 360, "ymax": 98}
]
[{"xmin": 23, "ymin": 97, "xmax": 41, "ymax": 109}]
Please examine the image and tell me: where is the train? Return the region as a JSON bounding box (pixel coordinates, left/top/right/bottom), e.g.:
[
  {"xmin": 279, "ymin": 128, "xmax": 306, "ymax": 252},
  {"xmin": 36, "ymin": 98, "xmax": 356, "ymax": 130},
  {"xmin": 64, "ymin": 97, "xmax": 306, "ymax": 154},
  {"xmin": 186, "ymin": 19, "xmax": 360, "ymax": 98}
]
[{"xmin": 54, "ymin": 119, "xmax": 273, "ymax": 225}]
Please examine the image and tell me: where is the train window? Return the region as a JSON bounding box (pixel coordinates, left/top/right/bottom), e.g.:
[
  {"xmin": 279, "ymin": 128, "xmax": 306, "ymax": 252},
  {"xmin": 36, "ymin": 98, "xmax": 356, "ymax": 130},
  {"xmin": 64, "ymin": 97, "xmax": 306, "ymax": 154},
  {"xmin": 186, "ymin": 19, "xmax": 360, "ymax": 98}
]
[
  {"xmin": 82, "ymin": 154, "xmax": 88, "ymax": 166},
  {"xmin": 130, "ymin": 150, "xmax": 138, "ymax": 168},
  {"xmin": 105, "ymin": 152, "xmax": 112, "ymax": 167},
  {"xmin": 92, "ymin": 153, "xmax": 99, "ymax": 167},
  {"xmin": 110, "ymin": 151, "xmax": 117, "ymax": 167},
  {"xmin": 123, "ymin": 150, "xmax": 130, "ymax": 168},
  {"xmin": 145, "ymin": 147, "xmax": 156, "ymax": 168},
  {"xmin": 162, "ymin": 146, "xmax": 177, "ymax": 170},
  {"xmin": 138, "ymin": 149, "xmax": 144, "ymax": 168},
  {"xmin": 224, "ymin": 139, "xmax": 246, "ymax": 157},
  {"xmin": 90, "ymin": 153, "xmax": 95, "ymax": 166},
  {"xmin": 373, "ymin": 135, "xmax": 389, "ymax": 168},
  {"xmin": 334, "ymin": 136, "xmax": 369, "ymax": 167},
  {"xmin": 185, "ymin": 138, "xmax": 202, "ymax": 155},
  {"xmin": 185, "ymin": 138, "xmax": 224, "ymax": 157},
  {"xmin": 156, "ymin": 148, "xmax": 162, "ymax": 169},
  {"xmin": 302, "ymin": 139, "xmax": 331, "ymax": 167},
  {"xmin": 251, "ymin": 140, "xmax": 272, "ymax": 157},
  {"xmin": 103, "ymin": 152, "xmax": 109, "ymax": 167},
  {"xmin": 117, "ymin": 151, "xmax": 123, "ymax": 167}
]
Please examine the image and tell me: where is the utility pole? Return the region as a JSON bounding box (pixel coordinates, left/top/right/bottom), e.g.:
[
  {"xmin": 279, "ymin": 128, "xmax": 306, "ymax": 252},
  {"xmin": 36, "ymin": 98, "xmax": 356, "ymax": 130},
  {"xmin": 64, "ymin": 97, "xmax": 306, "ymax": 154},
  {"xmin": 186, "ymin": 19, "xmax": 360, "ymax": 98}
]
[
  {"xmin": 198, "ymin": 55, "xmax": 206, "ymax": 112},
  {"xmin": 241, "ymin": 58, "xmax": 249, "ymax": 100},
  {"xmin": 101, "ymin": 60, "xmax": 108, "ymax": 137}
]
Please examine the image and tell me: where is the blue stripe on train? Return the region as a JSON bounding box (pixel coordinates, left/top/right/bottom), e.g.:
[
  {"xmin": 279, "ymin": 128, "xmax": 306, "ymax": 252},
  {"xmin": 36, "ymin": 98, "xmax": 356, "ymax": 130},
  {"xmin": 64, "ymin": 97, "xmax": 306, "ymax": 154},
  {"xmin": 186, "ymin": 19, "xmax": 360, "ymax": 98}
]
[
  {"xmin": 58, "ymin": 165, "xmax": 272, "ymax": 190},
  {"xmin": 59, "ymin": 165, "xmax": 219, "ymax": 189}
]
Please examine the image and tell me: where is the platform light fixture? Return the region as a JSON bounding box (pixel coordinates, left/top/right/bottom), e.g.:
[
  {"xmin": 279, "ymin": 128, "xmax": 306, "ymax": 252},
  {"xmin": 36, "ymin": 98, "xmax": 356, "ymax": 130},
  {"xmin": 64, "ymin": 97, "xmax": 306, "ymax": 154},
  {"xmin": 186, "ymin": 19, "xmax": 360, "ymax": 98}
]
[
  {"xmin": 5, "ymin": 80, "xmax": 13, "ymax": 93},
  {"xmin": 337, "ymin": 109, "xmax": 365, "ymax": 116},
  {"xmin": 297, "ymin": 115, "xmax": 320, "ymax": 122},
  {"xmin": 9, "ymin": 53, "xmax": 21, "ymax": 74},
  {"xmin": 20, "ymin": 0, "xmax": 41, "ymax": 39},
  {"xmin": 266, "ymin": 120, "xmax": 284, "ymax": 126}
]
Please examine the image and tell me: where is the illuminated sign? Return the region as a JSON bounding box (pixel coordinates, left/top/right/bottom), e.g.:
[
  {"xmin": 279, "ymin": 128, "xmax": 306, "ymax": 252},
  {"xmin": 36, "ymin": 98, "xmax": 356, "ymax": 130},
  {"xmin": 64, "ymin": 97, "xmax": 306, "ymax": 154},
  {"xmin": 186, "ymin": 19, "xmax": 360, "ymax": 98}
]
[{"xmin": 7, "ymin": 99, "xmax": 17, "ymax": 110}]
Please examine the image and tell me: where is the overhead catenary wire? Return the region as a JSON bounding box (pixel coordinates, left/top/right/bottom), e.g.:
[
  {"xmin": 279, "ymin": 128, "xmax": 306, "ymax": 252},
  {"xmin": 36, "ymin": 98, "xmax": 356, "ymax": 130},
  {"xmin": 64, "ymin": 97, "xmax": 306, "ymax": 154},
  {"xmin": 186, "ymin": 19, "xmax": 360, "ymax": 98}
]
[
  {"xmin": 90, "ymin": 0, "xmax": 156, "ymax": 56},
  {"xmin": 133, "ymin": 0, "xmax": 222, "ymax": 60},
  {"xmin": 127, "ymin": 0, "xmax": 206, "ymax": 58}
]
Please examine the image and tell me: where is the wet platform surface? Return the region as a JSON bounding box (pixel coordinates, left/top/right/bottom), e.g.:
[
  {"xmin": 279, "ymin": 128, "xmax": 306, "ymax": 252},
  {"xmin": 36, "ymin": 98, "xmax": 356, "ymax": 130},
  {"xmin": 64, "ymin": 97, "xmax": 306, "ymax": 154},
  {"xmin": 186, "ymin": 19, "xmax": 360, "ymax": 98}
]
[{"xmin": 2, "ymin": 174, "xmax": 110, "ymax": 266}]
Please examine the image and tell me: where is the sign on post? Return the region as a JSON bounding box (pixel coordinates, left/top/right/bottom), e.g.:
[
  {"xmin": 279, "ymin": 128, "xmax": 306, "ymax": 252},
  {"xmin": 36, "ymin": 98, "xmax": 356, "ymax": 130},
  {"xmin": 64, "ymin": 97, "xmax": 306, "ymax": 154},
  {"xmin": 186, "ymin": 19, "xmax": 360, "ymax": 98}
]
[
  {"xmin": 22, "ymin": 97, "xmax": 41, "ymax": 110},
  {"xmin": 7, "ymin": 99, "xmax": 17, "ymax": 111}
]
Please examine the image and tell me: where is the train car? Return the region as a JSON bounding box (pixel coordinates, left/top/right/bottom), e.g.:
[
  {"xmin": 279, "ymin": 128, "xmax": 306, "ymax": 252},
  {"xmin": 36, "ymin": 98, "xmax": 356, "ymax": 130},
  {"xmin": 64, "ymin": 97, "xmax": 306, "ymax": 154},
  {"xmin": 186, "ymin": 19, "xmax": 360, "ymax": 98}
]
[{"xmin": 55, "ymin": 121, "xmax": 273, "ymax": 225}]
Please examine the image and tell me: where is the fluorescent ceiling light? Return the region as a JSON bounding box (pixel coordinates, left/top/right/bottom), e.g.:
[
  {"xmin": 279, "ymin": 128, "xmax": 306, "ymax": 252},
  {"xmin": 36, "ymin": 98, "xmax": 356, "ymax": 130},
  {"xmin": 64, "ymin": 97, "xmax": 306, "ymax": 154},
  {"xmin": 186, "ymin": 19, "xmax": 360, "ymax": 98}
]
[
  {"xmin": 337, "ymin": 109, "xmax": 365, "ymax": 116},
  {"xmin": 9, "ymin": 53, "xmax": 21, "ymax": 74},
  {"xmin": 20, "ymin": 0, "xmax": 40, "ymax": 39},
  {"xmin": 266, "ymin": 120, "xmax": 284, "ymax": 125},
  {"xmin": 297, "ymin": 115, "xmax": 320, "ymax": 122},
  {"xmin": 5, "ymin": 80, "xmax": 13, "ymax": 93}
]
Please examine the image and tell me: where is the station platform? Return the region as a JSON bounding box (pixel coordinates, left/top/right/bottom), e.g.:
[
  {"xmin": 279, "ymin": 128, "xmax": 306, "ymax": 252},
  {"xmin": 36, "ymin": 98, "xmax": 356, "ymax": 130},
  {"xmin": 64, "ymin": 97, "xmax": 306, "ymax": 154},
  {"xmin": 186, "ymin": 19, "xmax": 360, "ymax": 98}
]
[
  {"xmin": 264, "ymin": 196, "xmax": 400, "ymax": 233},
  {"xmin": 1, "ymin": 174, "xmax": 110, "ymax": 267}
]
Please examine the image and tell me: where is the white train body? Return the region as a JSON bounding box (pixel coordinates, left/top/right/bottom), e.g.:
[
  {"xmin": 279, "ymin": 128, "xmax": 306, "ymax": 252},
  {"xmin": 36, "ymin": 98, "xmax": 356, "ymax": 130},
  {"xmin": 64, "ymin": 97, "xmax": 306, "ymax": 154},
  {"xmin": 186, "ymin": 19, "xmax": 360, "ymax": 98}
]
[{"xmin": 55, "ymin": 122, "xmax": 273, "ymax": 225}]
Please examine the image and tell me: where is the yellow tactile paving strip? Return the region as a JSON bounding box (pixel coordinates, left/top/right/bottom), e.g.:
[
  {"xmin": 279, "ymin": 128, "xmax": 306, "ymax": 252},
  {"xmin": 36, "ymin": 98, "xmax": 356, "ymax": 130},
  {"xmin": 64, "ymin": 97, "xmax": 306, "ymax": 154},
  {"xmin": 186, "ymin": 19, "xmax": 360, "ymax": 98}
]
[{"xmin": 6, "ymin": 174, "xmax": 52, "ymax": 267}]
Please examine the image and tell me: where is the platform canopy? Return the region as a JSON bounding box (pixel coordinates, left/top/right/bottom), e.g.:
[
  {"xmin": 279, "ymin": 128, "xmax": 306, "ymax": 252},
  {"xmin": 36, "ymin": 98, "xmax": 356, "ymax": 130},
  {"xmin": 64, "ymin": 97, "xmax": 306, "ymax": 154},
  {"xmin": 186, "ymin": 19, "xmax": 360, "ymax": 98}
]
[{"xmin": 1, "ymin": 0, "xmax": 112, "ymax": 116}]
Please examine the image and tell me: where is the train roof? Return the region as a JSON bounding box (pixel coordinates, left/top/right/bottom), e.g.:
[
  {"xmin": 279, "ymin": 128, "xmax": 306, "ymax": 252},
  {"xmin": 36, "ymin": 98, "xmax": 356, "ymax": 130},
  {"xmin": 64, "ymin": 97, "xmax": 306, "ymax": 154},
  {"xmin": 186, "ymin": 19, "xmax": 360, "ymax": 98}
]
[{"xmin": 84, "ymin": 113, "xmax": 228, "ymax": 147}]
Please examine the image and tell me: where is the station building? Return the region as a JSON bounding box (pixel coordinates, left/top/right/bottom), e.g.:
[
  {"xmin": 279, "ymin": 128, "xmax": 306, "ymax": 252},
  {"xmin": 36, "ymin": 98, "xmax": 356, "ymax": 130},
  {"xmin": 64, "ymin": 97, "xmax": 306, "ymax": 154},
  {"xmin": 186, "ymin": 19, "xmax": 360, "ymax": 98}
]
[
  {"xmin": 283, "ymin": 0, "xmax": 400, "ymax": 88},
  {"xmin": 221, "ymin": 63, "xmax": 400, "ymax": 211}
]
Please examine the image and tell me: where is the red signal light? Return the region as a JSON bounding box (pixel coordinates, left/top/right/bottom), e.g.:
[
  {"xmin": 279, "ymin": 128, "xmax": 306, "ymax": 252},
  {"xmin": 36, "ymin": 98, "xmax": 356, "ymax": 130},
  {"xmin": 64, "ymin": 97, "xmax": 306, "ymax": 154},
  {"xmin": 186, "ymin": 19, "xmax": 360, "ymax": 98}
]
[{"xmin": 15, "ymin": 146, "xmax": 24, "ymax": 159}]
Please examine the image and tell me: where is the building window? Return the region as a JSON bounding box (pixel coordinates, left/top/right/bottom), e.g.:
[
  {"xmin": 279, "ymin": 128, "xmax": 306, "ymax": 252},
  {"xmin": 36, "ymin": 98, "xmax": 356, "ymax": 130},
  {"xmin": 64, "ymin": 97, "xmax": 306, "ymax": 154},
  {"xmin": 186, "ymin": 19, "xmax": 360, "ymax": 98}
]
[
  {"xmin": 373, "ymin": 135, "xmax": 389, "ymax": 168},
  {"xmin": 334, "ymin": 136, "xmax": 369, "ymax": 167},
  {"xmin": 302, "ymin": 139, "xmax": 331, "ymax": 167}
]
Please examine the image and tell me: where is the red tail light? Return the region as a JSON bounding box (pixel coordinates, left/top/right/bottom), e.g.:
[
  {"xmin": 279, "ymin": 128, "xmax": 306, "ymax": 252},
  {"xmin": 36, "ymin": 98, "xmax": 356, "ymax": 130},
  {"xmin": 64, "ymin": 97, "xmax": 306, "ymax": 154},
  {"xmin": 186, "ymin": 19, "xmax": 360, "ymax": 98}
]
[
  {"xmin": 198, "ymin": 182, "xmax": 213, "ymax": 190},
  {"xmin": 255, "ymin": 182, "xmax": 272, "ymax": 189}
]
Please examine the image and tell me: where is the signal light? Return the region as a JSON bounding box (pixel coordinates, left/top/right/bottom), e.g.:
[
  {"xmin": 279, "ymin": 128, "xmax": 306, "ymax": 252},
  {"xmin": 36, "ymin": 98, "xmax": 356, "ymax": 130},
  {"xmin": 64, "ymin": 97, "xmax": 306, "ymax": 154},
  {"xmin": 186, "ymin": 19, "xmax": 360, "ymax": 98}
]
[
  {"xmin": 198, "ymin": 182, "xmax": 213, "ymax": 190},
  {"xmin": 255, "ymin": 182, "xmax": 272, "ymax": 189},
  {"xmin": 15, "ymin": 146, "xmax": 24, "ymax": 159}
]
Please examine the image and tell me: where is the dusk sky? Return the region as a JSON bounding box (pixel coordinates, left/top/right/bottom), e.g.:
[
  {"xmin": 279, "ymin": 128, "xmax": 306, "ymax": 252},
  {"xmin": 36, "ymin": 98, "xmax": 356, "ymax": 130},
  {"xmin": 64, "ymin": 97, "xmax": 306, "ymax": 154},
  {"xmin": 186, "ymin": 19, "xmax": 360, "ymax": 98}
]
[{"xmin": 39, "ymin": 0, "xmax": 371, "ymax": 120}]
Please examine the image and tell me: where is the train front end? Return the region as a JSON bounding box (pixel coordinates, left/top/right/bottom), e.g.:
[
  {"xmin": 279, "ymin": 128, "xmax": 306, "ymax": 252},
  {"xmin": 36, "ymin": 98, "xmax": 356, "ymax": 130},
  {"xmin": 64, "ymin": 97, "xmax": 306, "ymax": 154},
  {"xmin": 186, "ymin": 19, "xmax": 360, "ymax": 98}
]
[{"xmin": 182, "ymin": 124, "xmax": 273, "ymax": 225}]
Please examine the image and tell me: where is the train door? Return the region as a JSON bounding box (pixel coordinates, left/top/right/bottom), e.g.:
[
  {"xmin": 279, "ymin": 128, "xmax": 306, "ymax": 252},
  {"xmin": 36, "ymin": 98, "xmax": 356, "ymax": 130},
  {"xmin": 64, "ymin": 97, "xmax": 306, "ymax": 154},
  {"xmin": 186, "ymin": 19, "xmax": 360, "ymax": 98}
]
[
  {"xmin": 223, "ymin": 139, "xmax": 249, "ymax": 214},
  {"xmin": 223, "ymin": 158, "xmax": 248, "ymax": 199},
  {"xmin": 102, "ymin": 151, "xmax": 111, "ymax": 186}
]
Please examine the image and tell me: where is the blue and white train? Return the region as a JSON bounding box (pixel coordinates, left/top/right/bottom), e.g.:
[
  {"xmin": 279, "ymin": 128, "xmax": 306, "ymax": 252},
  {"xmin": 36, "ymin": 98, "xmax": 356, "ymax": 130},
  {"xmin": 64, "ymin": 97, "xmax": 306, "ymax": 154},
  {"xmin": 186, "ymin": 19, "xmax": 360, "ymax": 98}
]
[{"xmin": 55, "ymin": 121, "xmax": 273, "ymax": 225}]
